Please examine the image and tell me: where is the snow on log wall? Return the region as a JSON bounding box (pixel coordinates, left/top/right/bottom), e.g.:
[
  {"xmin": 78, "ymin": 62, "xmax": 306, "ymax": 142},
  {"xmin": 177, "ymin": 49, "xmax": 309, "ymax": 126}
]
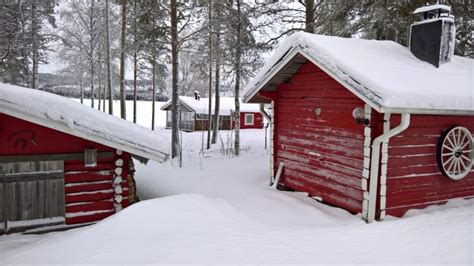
[
  {"xmin": 384, "ymin": 114, "xmax": 474, "ymax": 217},
  {"xmin": 64, "ymin": 152, "xmax": 131, "ymax": 224},
  {"xmin": 274, "ymin": 62, "xmax": 366, "ymax": 214},
  {"xmin": 0, "ymin": 114, "xmax": 132, "ymax": 225}
]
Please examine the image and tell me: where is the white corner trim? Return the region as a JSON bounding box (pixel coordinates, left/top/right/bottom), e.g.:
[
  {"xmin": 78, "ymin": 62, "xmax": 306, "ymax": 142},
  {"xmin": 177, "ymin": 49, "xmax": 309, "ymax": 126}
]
[
  {"xmin": 361, "ymin": 104, "xmax": 372, "ymax": 219},
  {"xmin": 270, "ymin": 100, "xmax": 275, "ymax": 185}
]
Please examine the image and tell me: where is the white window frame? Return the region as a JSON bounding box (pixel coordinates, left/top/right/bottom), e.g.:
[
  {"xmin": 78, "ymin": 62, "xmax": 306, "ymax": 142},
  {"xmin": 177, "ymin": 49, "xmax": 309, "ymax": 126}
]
[{"xmin": 244, "ymin": 113, "xmax": 254, "ymax": 126}]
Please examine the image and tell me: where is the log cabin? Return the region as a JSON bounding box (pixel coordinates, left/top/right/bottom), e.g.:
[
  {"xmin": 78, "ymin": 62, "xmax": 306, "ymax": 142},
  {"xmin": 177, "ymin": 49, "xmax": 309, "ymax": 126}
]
[
  {"xmin": 161, "ymin": 96, "xmax": 263, "ymax": 131},
  {"xmin": 243, "ymin": 4, "xmax": 473, "ymax": 222},
  {"xmin": 0, "ymin": 83, "xmax": 169, "ymax": 233}
]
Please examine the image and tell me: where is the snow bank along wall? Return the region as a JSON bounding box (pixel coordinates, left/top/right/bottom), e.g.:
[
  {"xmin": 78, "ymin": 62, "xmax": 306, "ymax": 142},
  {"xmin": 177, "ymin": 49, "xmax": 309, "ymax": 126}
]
[
  {"xmin": 270, "ymin": 61, "xmax": 473, "ymax": 220},
  {"xmin": 0, "ymin": 114, "xmax": 137, "ymax": 233}
]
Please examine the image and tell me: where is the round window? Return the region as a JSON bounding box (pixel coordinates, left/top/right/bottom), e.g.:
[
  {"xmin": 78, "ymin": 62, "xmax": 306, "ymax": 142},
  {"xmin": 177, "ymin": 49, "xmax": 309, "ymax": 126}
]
[{"xmin": 437, "ymin": 126, "xmax": 473, "ymax": 180}]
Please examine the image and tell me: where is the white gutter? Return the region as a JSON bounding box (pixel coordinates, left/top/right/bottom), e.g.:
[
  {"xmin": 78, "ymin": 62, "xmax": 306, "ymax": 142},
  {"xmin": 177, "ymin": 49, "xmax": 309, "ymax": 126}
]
[{"xmin": 366, "ymin": 113, "xmax": 411, "ymax": 223}]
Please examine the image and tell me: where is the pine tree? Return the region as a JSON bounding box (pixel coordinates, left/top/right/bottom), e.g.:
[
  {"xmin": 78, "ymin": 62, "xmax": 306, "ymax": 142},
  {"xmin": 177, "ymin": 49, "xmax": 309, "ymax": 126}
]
[{"xmin": 0, "ymin": 0, "xmax": 56, "ymax": 87}]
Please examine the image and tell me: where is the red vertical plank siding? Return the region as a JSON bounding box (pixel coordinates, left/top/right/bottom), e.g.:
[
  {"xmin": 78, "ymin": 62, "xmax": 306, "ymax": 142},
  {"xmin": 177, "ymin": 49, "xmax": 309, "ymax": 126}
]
[
  {"xmin": 274, "ymin": 62, "xmax": 366, "ymax": 213},
  {"xmin": 0, "ymin": 113, "xmax": 131, "ymax": 225},
  {"xmin": 383, "ymin": 114, "xmax": 474, "ymax": 217}
]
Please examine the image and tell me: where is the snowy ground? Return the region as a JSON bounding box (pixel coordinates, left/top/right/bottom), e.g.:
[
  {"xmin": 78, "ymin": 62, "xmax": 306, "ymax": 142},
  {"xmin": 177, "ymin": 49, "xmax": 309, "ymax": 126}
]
[{"xmin": 0, "ymin": 100, "xmax": 473, "ymax": 264}]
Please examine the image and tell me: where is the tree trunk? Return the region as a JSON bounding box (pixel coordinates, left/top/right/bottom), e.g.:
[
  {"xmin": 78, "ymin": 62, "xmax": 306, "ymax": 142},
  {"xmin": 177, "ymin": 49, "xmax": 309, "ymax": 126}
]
[
  {"xmin": 133, "ymin": 0, "xmax": 138, "ymax": 124},
  {"xmin": 151, "ymin": 57, "xmax": 156, "ymax": 130},
  {"xmin": 31, "ymin": 0, "xmax": 38, "ymax": 89},
  {"xmin": 234, "ymin": 0, "xmax": 241, "ymax": 156},
  {"xmin": 98, "ymin": 55, "xmax": 102, "ymax": 110},
  {"xmin": 90, "ymin": 55, "xmax": 95, "ymax": 108},
  {"xmin": 98, "ymin": 85, "xmax": 102, "ymax": 110},
  {"xmin": 171, "ymin": 0, "xmax": 179, "ymax": 158},
  {"xmin": 80, "ymin": 70, "xmax": 84, "ymax": 104},
  {"xmin": 102, "ymin": 81, "xmax": 106, "ymax": 112},
  {"xmin": 211, "ymin": 3, "xmax": 221, "ymax": 145},
  {"xmin": 305, "ymin": 0, "xmax": 315, "ymax": 33},
  {"xmin": 90, "ymin": 0, "xmax": 95, "ymax": 108},
  {"xmin": 105, "ymin": 0, "xmax": 113, "ymax": 115},
  {"xmin": 119, "ymin": 0, "xmax": 127, "ymax": 119},
  {"xmin": 206, "ymin": 0, "xmax": 212, "ymax": 150}
]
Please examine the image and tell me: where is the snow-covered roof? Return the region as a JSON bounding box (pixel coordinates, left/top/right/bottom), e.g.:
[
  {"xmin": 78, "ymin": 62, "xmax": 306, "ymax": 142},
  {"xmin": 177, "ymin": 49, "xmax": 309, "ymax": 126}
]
[
  {"xmin": 414, "ymin": 4, "xmax": 451, "ymax": 14},
  {"xmin": 0, "ymin": 83, "xmax": 169, "ymax": 162},
  {"xmin": 161, "ymin": 96, "xmax": 260, "ymax": 115},
  {"xmin": 243, "ymin": 32, "xmax": 474, "ymax": 115}
]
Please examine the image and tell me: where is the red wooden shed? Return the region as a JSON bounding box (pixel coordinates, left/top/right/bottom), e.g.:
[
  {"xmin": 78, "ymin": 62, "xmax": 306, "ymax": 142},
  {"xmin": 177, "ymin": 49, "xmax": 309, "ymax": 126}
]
[
  {"xmin": 243, "ymin": 6, "xmax": 473, "ymax": 222},
  {"xmin": 0, "ymin": 83, "xmax": 168, "ymax": 233}
]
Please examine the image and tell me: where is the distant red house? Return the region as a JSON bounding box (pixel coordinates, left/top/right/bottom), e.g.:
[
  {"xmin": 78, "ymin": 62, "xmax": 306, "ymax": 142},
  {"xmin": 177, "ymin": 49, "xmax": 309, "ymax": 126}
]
[
  {"xmin": 239, "ymin": 110, "xmax": 264, "ymax": 129},
  {"xmin": 0, "ymin": 83, "xmax": 168, "ymax": 234},
  {"xmin": 161, "ymin": 96, "xmax": 263, "ymax": 131},
  {"xmin": 244, "ymin": 5, "xmax": 473, "ymax": 222}
]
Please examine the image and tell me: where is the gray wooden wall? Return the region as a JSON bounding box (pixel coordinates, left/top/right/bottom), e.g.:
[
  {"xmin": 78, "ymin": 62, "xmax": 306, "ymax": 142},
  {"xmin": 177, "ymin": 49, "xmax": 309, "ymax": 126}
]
[{"xmin": 1, "ymin": 161, "xmax": 65, "ymax": 233}]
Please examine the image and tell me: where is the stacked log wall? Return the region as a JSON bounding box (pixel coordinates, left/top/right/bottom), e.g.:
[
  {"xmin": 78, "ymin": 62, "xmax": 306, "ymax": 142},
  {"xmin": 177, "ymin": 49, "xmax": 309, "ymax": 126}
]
[{"xmin": 0, "ymin": 114, "xmax": 132, "ymax": 225}]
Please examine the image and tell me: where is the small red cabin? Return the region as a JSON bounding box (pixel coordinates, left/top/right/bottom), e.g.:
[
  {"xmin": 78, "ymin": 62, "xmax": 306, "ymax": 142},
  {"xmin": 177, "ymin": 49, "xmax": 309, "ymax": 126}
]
[
  {"xmin": 161, "ymin": 96, "xmax": 263, "ymax": 131},
  {"xmin": 0, "ymin": 83, "xmax": 168, "ymax": 233},
  {"xmin": 244, "ymin": 25, "xmax": 473, "ymax": 222}
]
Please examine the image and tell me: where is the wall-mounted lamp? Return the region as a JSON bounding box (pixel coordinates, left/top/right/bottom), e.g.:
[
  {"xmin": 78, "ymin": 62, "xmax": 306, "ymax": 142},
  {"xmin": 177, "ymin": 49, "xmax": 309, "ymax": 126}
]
[
  {"xmin": 85, "ymin": 148, "xmax": 97, "ymax": 167},
  {"xmin": 352, "ymin": 107, "xmax": 370, "ymax": 125}
]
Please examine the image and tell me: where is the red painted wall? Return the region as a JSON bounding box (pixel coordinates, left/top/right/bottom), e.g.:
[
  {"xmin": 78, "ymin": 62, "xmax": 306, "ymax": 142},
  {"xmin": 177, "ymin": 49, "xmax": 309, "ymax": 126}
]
[
  {"xmin": 0, "ymin": 113, "xmax": 131, "ymax": 225},
  {"xmin": 240, "ymin": 112, "xmax": 263, "ymax": 129},
  {"xmin": 274, "ymin": 62, "xmax": 366, "ymax": 214},
  {"xmin": 382, "ymin": 114, "xmax": 474, "ymax": 217}
]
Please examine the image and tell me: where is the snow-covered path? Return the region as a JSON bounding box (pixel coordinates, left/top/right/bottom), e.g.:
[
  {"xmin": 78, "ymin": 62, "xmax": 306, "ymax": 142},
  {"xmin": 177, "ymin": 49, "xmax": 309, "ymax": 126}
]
[
  {"xmin": 0, "ymin": 128, "xmax": 472, "ymax": 264},
  {"xmin": 0, "ymin": 96, "xmax": 472, "ymax": 264}
]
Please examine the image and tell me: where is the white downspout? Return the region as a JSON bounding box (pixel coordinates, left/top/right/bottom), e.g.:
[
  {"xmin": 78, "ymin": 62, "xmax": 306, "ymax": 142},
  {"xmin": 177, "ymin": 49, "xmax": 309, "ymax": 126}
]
[{"xmin": 366, "ymin": 113, "xmax": 411, "ymax": 223}]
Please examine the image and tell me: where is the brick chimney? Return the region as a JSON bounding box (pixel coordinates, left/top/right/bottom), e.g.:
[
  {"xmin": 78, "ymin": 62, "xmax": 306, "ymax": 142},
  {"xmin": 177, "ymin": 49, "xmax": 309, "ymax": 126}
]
[{"xmin": 409, "ymin": 4, "xmax": 455, "ymax": 68}]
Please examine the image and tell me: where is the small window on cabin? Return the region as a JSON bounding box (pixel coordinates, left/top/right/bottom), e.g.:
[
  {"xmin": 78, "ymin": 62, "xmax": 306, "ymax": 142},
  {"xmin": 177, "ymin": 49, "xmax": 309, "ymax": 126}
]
[
  {"xmin": 244, "ymin": 114, "xmax": 254, "ymax": 126},
  {"xmin": 84, "ymin": 148, "xmax": 97, "ymax": 167}
]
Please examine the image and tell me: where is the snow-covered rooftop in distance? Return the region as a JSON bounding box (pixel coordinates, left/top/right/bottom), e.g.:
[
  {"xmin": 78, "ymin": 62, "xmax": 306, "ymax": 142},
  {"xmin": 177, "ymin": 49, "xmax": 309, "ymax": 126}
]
[
  {"xmin": 243, "ymin": 32, "xmax": 474, "ymax": 115},
  {"xmin": 161, "ymin": 96, "xmax": 261, "ymax": 115},
  {"xmin": 414, "ymin": 4, "xmax": 451, "ymax": 14},
  {"xmin": 0, "ymin": 83, "xmax": 169, "ymax": 162}
]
